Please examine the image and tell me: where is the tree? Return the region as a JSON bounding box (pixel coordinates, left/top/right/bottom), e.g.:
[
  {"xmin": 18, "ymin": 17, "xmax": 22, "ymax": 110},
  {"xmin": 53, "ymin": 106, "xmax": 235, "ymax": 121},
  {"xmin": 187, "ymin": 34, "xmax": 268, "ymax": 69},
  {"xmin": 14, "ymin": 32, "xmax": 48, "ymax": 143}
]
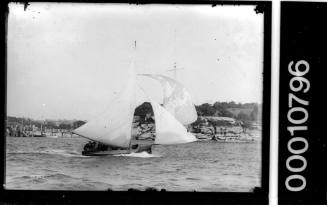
[
  {"xmin": 45, "ymin": 121, "xmax": 57, "ymax": 129},
  {"xmin": 59, "ymin": 123, "xmax": 71, "ymax": 130},
  {"xmin": 134, "ymin": 102, "xmax": 154, "ymax": 120},
  {"xmin": 240, "ymin": 120, "xmax": 252, "ymax": 133},
  {"xmin": 237, "ymin": 112, "xmax": 250, "ymax": 121},
  {"xmin": 212, "ymin": 102, "xmax": 234, "ymax": 117},
  {"xmin": 219, "ymin": 109, "xmax": 234, "ymax": 118},
  {"xmin": 196, "ymin": 103, "xmax": 216, "ymax": 116},
  {"xmin": 73, "ymin": 120, "xmax": 86, "ymax": 129},
  {"xmin": 250, "ymin": 104, "xmax": 259, "ymax": 121}
]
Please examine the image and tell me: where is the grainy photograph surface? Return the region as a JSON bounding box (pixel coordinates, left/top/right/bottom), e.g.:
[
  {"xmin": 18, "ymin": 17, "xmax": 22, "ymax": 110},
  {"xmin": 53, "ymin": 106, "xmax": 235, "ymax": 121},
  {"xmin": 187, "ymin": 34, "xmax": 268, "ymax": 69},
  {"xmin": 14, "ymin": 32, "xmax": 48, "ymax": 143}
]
[{"xmin": 6, "ymin": 3, "xmax": 264, "ymax": 191}]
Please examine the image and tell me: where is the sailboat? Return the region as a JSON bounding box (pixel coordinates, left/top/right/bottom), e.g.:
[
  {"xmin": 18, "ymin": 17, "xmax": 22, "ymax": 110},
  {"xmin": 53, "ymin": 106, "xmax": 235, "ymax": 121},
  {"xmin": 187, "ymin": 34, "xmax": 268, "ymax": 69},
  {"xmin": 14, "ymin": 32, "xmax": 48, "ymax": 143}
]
[
  {"xmin": 72, "ymin": 71, "xmax": 198, "ymax": 156},
  {"xmin": 72, "ymin": 43, "xmax": 198, "ymax": 156}
]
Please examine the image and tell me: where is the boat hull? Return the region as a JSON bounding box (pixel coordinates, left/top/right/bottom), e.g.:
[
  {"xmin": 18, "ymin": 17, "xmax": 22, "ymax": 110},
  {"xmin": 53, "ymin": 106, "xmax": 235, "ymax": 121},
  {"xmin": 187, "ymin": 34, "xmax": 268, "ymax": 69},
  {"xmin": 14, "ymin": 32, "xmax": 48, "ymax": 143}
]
[{"xmin": 82, "ymin": 144, "xmax": 152, "ymax": 156}]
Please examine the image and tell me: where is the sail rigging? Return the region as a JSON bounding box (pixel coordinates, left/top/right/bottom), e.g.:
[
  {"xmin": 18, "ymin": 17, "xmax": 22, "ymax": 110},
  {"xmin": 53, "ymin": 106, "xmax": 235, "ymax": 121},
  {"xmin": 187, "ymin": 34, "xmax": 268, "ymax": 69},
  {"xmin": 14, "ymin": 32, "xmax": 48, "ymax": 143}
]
[
  {"xmin": 138, "ymin": 74, "xmax": 198, "ymax": 125},
  {"xmin": 73, "ymin": 67, "xmax": 197, "ymax": 148}
]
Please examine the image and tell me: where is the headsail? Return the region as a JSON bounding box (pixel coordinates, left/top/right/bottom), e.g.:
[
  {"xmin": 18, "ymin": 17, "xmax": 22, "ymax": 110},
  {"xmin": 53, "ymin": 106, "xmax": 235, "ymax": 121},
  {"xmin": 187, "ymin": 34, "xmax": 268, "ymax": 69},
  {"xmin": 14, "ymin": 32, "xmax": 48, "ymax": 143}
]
[
  {"xmin": 139, "ymin": 74, "xmax": 197, "ymax": 125},
  {"xmin": 150, "ymin": 99, "xmax": 197, "ymax": 145},
  {"xmin": 73, "ymin": 67, "xmax": 137, "ymax": 148}
]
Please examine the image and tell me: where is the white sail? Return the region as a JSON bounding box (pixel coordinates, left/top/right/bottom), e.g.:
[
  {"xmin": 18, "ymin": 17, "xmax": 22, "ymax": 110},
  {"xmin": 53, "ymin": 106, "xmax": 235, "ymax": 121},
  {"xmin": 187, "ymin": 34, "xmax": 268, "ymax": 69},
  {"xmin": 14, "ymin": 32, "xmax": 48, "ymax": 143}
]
[
  {"xmin": 73, "ymin": 68, "xmax": 137, "ymax": 148},
  {"xmin": 150, "ymin": 99, "xmax": 197, "ymax": 145},
  {"xmin": 73, "ymin": 71, "xmax": 197, "ymax": 147},
  {"xmin": 139, "ymin": 74, "xmax": 197, "ymax": 125}
]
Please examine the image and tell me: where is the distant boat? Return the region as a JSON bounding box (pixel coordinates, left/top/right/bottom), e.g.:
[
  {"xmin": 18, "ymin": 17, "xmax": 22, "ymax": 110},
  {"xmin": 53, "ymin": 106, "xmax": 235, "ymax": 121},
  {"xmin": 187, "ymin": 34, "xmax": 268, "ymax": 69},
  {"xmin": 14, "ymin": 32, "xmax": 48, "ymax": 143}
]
[
  {"xmin": 73, "ymin": 68, "xmax": 198, "ymax": 156},
  {"xmin": 45, "ymin": 132, "xmax": 59, "ymax": 138},
  {"xmin": 33, "ymin": 132, "xmax": 46, "ymax": 137}
]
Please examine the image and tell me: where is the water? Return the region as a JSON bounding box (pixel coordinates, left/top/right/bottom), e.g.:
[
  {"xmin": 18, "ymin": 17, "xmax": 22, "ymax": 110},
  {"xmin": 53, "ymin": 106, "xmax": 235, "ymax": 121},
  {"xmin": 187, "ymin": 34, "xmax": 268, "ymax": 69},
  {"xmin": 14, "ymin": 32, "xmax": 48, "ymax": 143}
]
[{"xmin": 5, "ymin": 136, "xmax": 261, "ymax": 192}]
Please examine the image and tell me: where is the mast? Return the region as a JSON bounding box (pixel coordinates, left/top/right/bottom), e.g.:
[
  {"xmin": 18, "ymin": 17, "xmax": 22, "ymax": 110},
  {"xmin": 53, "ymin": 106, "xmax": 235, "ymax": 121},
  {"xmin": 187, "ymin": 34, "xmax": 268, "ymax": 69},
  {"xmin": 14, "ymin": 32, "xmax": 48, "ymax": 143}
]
[
  {"xmin": 167, "ymin": 29, "xmax": 184, "ymax": 80},
  {"xmin": 167, "ymin": 63, "xmax": 184, "ymax": 80},
  {"xmin": 128, "ymin": 40, "xmax": 137, "ymax": 152}
]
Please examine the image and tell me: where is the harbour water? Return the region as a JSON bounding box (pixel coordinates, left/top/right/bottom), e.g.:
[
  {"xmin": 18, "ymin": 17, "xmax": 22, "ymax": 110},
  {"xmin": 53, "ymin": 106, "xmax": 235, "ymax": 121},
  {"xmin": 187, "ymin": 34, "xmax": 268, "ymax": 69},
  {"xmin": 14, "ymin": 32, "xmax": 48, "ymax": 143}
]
[{"xmin": 5, "ymin": 136, "xmax": 261, "ymax": 192}]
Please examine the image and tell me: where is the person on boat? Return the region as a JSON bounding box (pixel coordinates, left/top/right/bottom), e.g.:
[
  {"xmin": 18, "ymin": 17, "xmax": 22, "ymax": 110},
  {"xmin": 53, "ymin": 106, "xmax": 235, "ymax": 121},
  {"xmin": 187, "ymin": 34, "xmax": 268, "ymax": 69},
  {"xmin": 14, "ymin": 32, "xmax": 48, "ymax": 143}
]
[
  {"xmin": 133, "ymin": 144, "xmax": 152, "ymax": 154},
  {"xmin": 131, "ymin": 144, "xmax": 139, "ymax": 149},
  {"xmin": 97, "ymin": 142, "xmax": 108, "ymax": 151},
  {"xmin": 83, "ymin": 141, "xmax": 96, "ymax": 152},
  {"xmin": 84, "ymin": 141, "xmax": 120, "ymax": 153},
  {"xmin": 83, "ymin": 140, "xmax": 152, "ymax": 155}
]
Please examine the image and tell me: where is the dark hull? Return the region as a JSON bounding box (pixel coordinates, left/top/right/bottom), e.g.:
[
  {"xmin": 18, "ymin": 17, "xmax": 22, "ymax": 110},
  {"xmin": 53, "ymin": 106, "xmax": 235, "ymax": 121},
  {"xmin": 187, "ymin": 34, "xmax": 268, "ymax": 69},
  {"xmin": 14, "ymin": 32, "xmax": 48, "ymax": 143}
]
[
  {"xmin": 82, "ymin": 144, "xmax": 152, "ymax": 156},
  {"xmin": 33, "ymin": 134, "xmax": 46, "ymax": 137}
]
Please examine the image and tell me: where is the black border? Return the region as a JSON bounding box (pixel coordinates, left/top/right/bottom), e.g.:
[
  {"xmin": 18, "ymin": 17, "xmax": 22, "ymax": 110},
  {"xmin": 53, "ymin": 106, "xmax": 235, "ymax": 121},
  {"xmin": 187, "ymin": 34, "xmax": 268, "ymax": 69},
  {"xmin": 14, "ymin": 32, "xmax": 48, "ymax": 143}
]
[
  {"xmin": 278, "ymin": 2, "xmax": 327, "ymax": 205},
  {"xmin": 1, "ymin": 1, "xmax": 271, "ymax": 204}
]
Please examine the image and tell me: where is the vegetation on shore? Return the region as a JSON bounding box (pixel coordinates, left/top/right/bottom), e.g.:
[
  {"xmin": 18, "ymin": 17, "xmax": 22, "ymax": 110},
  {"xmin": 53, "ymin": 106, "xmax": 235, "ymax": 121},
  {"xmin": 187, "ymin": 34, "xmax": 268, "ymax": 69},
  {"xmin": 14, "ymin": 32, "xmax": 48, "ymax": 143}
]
[
  {"xmin": 6, "ymin": 101, "xmax": 261, "ymax": 132},
  {"xmin": 134, "ymin": 101, "xmax": 261, "ymax": 122},
  {"xmin": 6, "ymin": 116, "xmax": 86, "ymax": 130}
]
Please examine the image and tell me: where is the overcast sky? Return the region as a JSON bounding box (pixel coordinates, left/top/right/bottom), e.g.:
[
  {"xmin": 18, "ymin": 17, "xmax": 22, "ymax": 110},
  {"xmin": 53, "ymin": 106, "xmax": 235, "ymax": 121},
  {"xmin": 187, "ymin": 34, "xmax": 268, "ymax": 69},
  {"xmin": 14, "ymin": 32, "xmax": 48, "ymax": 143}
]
[{"xmin": 7, "ymin": 3, "xmax": 264, "ymax": 121}]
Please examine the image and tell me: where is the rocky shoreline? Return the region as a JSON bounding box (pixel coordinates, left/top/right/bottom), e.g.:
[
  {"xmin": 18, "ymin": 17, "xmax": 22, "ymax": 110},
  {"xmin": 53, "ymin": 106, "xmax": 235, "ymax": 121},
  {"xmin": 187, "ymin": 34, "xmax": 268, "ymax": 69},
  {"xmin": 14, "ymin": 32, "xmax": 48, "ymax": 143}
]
[
  {"xmin": 7, "ymin": 115, "xmax": 261, "ymax": 143},
  {"xmin": 130, "ymin": 120, "xmax": 261, "ymax": 143}
]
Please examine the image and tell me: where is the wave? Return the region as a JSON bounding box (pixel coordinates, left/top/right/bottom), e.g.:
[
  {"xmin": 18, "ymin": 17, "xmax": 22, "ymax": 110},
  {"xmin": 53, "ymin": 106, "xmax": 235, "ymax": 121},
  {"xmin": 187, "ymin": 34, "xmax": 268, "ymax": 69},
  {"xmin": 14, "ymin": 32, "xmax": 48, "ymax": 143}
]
[
  {"xmin": 44, "ymin": 173, "xmax": 75, "ymax": 180},
  {"xmin": 20, "ymin": 174, "xmax": 46, "ymax": 180},
  {"xmin": 27, "ymin": 173, "xmax": 68, "ymax": 179},
  {"xmin": 114, "ymin": 151, "xmax": 160, "ymax": 158},
  {"xmin": 185, "ymin": 177, "xmax": 201, "ymax": 181},
  {"xmin": 16, "ymin": 173, "xmax": 75, "ymax": 183},
  {"xmin": 45, "ymin": 135, "xmax": 59, "ymax": 139},
  {"xmin": 8, "ymin": 149, "xmax": 89, "ymax": 158}
]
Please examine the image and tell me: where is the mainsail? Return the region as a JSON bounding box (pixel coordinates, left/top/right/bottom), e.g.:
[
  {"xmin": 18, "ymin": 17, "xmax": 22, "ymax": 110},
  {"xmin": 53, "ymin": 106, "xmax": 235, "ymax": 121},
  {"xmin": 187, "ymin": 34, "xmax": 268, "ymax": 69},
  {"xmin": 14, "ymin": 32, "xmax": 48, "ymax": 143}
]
[
  {"xmin": 150, "ymin": 99, "xmax": 197, "ymax": 145},
  {"xmin": 139, "ymin": 74, "xmax": 197, "ymax": 125},
  {"xmin": 73, "ymin": 68, "xmax": 138, "ymax": 148}
]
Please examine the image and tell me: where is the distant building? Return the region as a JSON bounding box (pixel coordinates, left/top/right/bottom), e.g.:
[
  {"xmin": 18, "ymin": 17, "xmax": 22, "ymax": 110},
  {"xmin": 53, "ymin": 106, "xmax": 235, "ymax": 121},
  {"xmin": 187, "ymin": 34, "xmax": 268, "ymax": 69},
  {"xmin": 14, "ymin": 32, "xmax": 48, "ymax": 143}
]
[{"xmin": 202, "ymin": 116, "xmax": 236, "ymax": 125}]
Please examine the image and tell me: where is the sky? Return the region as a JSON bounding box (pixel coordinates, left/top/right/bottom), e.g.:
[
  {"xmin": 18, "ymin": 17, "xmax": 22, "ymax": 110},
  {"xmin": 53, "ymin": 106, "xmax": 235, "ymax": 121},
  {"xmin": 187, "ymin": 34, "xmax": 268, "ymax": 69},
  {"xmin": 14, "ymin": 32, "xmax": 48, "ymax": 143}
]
[{"xmin": 7, "ymin": 3, "xmax": 264, "ymax": 121}]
